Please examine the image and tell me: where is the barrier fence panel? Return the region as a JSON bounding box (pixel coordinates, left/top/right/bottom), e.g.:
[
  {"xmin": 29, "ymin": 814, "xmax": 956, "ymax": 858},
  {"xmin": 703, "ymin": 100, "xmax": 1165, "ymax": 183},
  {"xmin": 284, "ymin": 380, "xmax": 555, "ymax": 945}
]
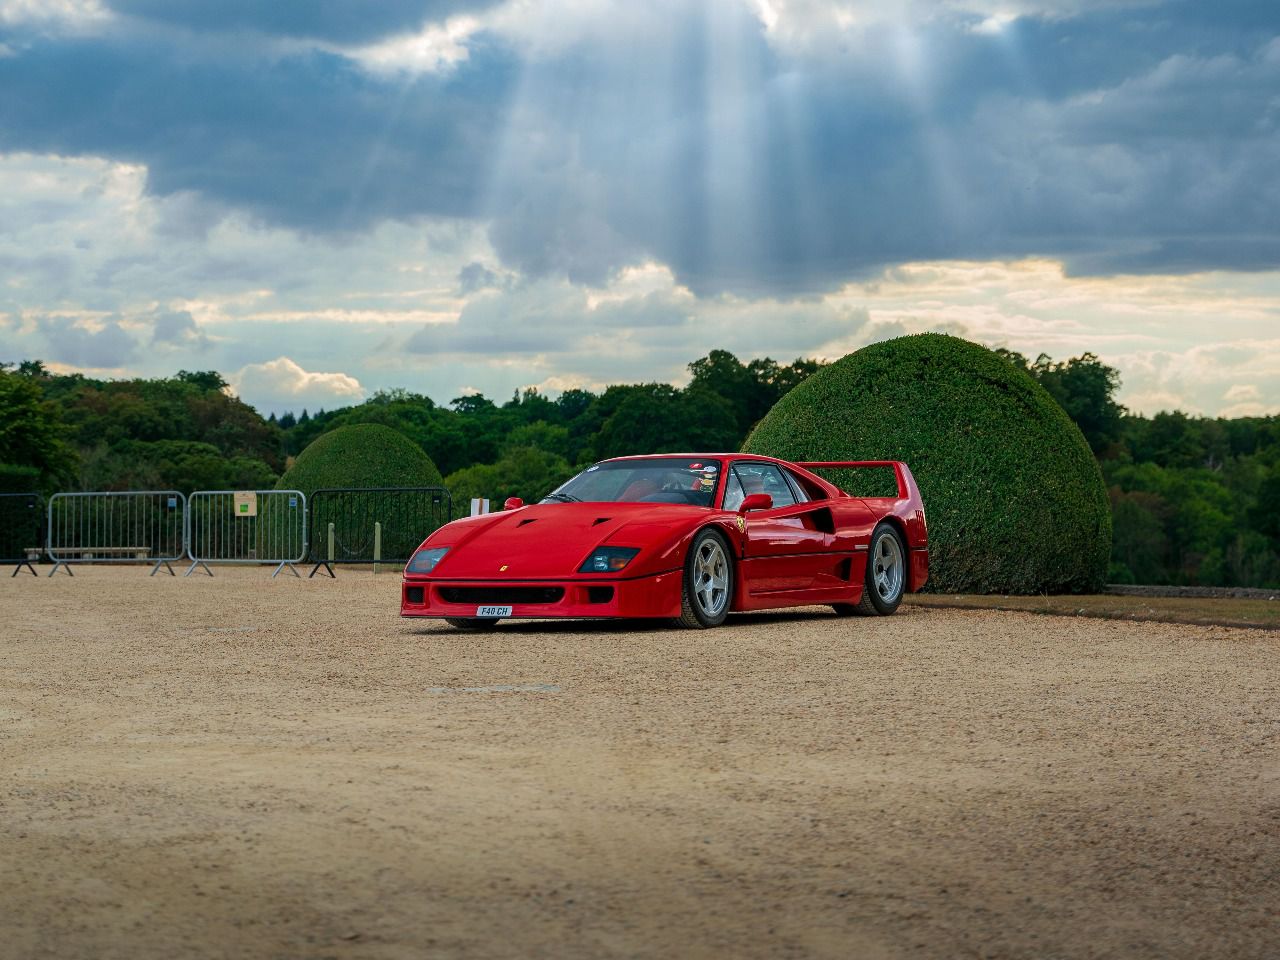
[
  {"xmin": 1, "ymin": 493, "xmax": 42, "ymax": 576},
  {"xmin": 46, "ymin": 491, "xmax": 187, "ymax": 576},
  {"xmin": 307, "ymin": 486, "xmax": 451, "ymax": 577},
  {"xmin": 186, "ymin": 490, "xmax": 307, "ymax": 578}
]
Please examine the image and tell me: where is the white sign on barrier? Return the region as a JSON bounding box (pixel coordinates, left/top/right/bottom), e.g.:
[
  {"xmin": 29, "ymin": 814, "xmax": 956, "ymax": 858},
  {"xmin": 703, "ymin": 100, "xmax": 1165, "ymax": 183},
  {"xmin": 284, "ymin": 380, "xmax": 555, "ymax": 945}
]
[{"xmin": 233, "ymin": 491, "xmax": 257, "ymax": 517}]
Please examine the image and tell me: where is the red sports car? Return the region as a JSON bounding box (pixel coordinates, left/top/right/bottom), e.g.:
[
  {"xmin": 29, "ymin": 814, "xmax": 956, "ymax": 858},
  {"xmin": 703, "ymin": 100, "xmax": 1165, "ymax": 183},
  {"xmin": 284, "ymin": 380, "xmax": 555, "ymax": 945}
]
[{"xmin": 400, "ymin": 454, "xmax": 928, "ymax": 629}]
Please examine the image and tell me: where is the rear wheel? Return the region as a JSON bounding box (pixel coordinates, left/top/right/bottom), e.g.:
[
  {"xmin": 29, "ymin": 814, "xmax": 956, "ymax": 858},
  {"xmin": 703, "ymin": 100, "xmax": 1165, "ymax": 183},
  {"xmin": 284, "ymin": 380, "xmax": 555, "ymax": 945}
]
[
  {"xmin": 445, "ymin": 617, "xmax": 499, "ymax": 630},
  {"xmin": 673, "ymin": 529, "xmax": 733, "ymax": 628},
  {"xmin": 844, "ymin": 522, "xmax": 906, "ymax": 616}
]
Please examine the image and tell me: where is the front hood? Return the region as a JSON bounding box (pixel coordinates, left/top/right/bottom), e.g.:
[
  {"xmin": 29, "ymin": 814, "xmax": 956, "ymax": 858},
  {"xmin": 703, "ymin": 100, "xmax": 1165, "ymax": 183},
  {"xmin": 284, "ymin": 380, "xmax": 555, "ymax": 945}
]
[{"xmin": 429, "ymin": 502, "xmax": 709, "ymax": 579}]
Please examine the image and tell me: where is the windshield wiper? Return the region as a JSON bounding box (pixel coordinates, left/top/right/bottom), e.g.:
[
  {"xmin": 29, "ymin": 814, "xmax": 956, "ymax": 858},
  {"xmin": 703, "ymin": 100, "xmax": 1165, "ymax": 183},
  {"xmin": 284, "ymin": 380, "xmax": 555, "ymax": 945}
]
[{"xmin": 542, "ymin": 492, "xmax": 581, "ymax": 503}]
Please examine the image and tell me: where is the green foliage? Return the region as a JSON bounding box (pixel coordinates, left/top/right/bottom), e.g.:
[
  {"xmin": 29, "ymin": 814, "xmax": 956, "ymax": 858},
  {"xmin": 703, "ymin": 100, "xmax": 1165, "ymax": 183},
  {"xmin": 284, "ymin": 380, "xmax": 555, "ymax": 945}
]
[
  {"xmin": 687, "ymin": 350, "xmax": 827, "ymax": 438},
  {"xmin": 78, "ymin": 440, "xmax": 277, "ymax": 492},
  {"xmin": 445, "ymin": 446, "xmax": 574, "ymax": 506},
  {"xmin": 1104, "ymin": 458, "xmax": 1280, "ymax": 586},
  {"xmin": 277, "ymin": 423, "xmax": 444, "ymax": 498},
  {"xmin": 5, "ymin": 347, "xmax": 1276, "ymax": 588},
  {"xmin": 20, "ymin": 366, "xmax": 282, "ymax": 492},
  {"xmin": 0, "ymin": 463, "xmax": 41, "ymax": 494},
  {"xmin": 590, "ymin": 383, "xmax": 739, "ymax": 459},
  {"xmin": 743, "ymin": 333, "xmax": 1112, "ymax": 594},
  {"xmin": 0, "ymin": 367, "xmax": 76, "ymax": 489},
  {"xmin": 999, "ymin": 350, "xmax": 1125, "ymax": 455}
]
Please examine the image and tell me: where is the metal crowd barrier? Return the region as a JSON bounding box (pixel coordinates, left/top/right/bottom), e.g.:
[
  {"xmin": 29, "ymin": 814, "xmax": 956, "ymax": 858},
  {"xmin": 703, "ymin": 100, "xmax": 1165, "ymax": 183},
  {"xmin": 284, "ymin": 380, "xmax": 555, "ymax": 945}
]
[
  {"xmin": 46, "ymin": 491, "xmax": 187, "ymax": 576},
  {"xmin": 306, "ymin": 486, "xmax": 452, "ymax": 577},
  {"xmin": 186, "ymin": 490, "xmax": 307, "ymax": 578},
  {"xmin": 1, "ymin": 493, "xmax": 42, "ymax": 576}
]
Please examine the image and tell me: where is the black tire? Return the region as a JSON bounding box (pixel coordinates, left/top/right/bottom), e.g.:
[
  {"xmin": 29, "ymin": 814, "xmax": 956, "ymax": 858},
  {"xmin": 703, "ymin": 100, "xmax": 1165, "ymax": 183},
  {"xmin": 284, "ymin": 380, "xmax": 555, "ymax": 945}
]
[
  {"xmin": 445, "ymin": 617, "xmax": 500, "ymax": 630},
  {"xmin": 673, "ymin": 529, "xmax": 734, "ymax": 628},
  {"xmin": 848, "ymin": 522, "xmax": 907, "ymax": 616}
]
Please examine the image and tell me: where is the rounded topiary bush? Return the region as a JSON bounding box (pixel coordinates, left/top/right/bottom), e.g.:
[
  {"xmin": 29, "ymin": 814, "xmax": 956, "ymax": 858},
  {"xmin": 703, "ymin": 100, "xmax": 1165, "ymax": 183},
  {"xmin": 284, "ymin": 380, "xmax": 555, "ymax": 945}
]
[
  {"xmin": 743, "ymin": 333, "xmax": 1111, "ymax": 594},
  {"xmin": 277, "ymin": 424, "xmax": 443, "ymax": 497}
]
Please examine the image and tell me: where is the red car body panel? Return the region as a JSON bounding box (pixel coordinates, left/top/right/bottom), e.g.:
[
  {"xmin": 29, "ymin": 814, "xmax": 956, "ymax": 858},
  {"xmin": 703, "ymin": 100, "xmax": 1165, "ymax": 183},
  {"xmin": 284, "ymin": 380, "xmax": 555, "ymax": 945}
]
[{"xmin": 400, "ymin": 454, "xmax": 928, "ymax": 622}]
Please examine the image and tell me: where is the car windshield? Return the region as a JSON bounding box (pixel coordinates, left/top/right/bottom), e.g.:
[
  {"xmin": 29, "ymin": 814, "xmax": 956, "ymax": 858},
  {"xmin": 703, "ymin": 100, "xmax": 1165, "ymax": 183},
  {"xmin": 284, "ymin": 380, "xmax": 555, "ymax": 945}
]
[{"xmin": 542, "ymin": 457, "xmax": 723, "ymax": 507}]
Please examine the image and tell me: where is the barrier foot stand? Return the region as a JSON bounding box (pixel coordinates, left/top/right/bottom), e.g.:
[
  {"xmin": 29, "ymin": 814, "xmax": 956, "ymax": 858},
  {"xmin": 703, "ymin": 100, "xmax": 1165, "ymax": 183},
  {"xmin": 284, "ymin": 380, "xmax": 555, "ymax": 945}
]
[
  {"xmin": 272, "ymin": 561, "xmax": 302, "ymax": 579},
  {"xmin": 48, "ymin": 561, "xmax": 72, "ymax": 577},
  {"xmin": 12, "ymin": 561, "xmax": 37, "ymax": 577},
  {"xmin": 308, "ymin": 562, "xmax": 336, "ymax": 579},
  {"xmin": 184, "ymin": 560, "xmax": 213, "ymax": 577},
  {"xmin": 150, "ymin": 560, "xmax": 177, "ymax": 577}
]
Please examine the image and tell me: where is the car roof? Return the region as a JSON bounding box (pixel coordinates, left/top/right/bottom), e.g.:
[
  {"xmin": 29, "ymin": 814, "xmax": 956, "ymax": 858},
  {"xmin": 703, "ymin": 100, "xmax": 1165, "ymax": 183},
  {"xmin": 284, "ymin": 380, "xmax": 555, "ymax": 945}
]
[{"xmin": 601, "ymin": 453, "xmax": 789, "ymax": 463}]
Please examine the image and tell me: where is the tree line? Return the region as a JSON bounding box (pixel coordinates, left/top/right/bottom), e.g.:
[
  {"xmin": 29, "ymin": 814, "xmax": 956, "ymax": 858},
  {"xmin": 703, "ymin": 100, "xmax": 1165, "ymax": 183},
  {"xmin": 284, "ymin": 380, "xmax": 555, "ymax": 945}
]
[{"xmin": 2, "ymin": 351, "xmax": 1278, "ymax": 588}]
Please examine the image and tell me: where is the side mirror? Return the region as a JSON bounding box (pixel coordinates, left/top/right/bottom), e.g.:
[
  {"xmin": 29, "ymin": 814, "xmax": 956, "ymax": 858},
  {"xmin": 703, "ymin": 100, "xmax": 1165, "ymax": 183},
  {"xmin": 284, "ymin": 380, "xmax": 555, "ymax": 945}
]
[
  {"xmin": 739, "ymin": 492, "xmax": 773, "ymax": 513},
  {"xmin": 504, "ymin": 497, "xmax": 524, "ymax": 511}
]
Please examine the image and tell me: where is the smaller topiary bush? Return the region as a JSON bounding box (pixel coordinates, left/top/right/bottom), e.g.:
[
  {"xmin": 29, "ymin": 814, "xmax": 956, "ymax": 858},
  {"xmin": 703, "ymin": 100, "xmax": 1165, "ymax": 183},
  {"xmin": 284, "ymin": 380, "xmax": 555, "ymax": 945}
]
[
  {"xmin": 277, "ymin": 424, "xmax": 443, "ymax": 497},
  {"xmin": 743, "ymin": 333, "xmax": 1111, "ymax": 594}
]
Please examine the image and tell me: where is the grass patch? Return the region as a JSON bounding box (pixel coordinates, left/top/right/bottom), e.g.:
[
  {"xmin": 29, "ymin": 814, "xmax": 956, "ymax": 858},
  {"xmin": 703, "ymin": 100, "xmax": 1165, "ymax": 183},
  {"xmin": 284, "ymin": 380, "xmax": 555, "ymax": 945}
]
[{"xmin": 906, "ymin": 592, "xmax": 1279, "ymax": 631}]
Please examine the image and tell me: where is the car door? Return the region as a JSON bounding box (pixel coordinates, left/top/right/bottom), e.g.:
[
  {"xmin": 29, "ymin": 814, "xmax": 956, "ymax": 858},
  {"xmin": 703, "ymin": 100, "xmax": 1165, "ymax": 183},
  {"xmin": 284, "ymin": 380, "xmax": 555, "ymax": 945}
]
[{"xmin": 726, "ymin": 461, "xmax": 831, "ymax": 594}]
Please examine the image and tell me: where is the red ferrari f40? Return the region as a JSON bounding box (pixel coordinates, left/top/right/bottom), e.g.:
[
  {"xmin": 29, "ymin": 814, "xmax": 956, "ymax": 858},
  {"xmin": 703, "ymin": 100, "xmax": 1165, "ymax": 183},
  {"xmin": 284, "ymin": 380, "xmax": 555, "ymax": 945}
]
[{"xmin": 401, "ymin": 455, "xmax": 928, "ymax": 629}]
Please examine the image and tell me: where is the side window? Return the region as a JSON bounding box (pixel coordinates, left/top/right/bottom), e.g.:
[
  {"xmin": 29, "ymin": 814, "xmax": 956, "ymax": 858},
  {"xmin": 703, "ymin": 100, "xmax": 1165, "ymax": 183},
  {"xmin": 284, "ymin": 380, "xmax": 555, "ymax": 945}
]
[
  {"xmin": 722, "ymin": 471, "xmax": 745, "ymax": 511},
  {"xmin": 782, "ymin": 469, "xmax": 814, "ymax": 503},
  {"xmin": 730, "ymin": 463, "xmax": 797, "ymax": 508}
]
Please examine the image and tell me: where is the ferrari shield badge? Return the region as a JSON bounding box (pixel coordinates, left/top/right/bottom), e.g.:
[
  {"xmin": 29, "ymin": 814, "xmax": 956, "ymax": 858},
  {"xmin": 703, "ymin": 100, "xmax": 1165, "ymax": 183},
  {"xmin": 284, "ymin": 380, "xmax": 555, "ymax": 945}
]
[{"xmin": 735, "ymin": 515, "xmax": 746, "ymax": 533}]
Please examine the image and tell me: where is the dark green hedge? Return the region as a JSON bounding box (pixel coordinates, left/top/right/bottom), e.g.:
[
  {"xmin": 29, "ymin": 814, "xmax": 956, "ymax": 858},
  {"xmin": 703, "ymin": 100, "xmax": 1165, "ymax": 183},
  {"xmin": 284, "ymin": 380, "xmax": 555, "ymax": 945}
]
[
  {"xmin": 276, "ymin": 424, "xmax": 443, "ymax": 498},
  {"xmin": 743, "ymin": 333, "xmax": 1111, "ymax": 594}
]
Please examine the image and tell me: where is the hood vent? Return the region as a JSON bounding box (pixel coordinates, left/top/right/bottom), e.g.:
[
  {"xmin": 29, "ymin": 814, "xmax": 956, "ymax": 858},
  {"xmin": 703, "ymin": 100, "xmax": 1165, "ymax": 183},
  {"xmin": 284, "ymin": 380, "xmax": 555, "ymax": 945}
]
[
  {"xmin": 592, "ymin": 517, "xmax": 611, "ymax": 526},
  {"xmin": 517, "ymin": 518, "xmax": 537, "ymax": 527}
]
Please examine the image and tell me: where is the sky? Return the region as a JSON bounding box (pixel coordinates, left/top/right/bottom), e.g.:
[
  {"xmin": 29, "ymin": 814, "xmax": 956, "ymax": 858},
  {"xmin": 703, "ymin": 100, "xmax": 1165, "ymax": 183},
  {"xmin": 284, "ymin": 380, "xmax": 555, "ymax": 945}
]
[{"xmin": 0, "ymin": 0, "xmax": 1277, "ymax": 418}]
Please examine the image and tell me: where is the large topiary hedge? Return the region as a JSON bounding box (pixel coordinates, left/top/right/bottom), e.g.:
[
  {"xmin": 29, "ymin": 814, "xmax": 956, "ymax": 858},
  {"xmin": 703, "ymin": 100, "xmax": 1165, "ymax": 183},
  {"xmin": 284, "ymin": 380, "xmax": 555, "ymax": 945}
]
[
  {"xmin": 743, "ymin": 333, "xmax": 1110, "ymax": 594},
  {"xmin": 277, "ymin": 424, "xmax": 443, "ymax": 497}
]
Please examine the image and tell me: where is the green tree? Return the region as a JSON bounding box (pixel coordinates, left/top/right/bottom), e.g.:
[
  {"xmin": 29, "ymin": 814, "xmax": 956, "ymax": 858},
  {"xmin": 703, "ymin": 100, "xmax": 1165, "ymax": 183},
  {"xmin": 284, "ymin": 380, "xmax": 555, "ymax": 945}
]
[
  {"xmin": 0, "ymin": 368, "xmax": 76, "ymax": 488},
  {"xmin": 591, "ymin": 384, "xmax": 738, "ymax": 459},
  {"xmin": 445, "ymin": 447, "xmax": 573, "ymax": 505},
  {"xmin": 1251, "ymin": 464, "xmax": 1280, "ymax": 545},
  {"xmin": 1030, "ymin": 353, "xmax": 1125, "ymax": 456}
]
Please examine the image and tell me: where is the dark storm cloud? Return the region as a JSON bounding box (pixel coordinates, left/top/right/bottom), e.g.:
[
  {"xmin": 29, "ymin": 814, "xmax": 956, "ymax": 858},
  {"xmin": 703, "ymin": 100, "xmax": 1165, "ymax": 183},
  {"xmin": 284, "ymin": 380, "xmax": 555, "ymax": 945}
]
[
  {"xmin": 0, "ymin": 0, "xmax": 1276, "ymax": 297},
  {"xmin": 0, "ymin": 35, "xmax": 514, "ymax": 230},
  {"xmin": 476, "ymin": 1, "xmax": 1280, "ymax": 293},
  {"xmin": 105, "ymin": 1, "xmax": 499, "ymax": 44}
]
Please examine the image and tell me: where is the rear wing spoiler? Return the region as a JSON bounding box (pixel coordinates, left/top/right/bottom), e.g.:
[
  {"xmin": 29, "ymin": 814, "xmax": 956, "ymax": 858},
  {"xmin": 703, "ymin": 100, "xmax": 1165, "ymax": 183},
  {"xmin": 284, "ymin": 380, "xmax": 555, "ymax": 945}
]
[{"xmin": 795, "ymin": 461, "xmax": 918, "ymax": 501}]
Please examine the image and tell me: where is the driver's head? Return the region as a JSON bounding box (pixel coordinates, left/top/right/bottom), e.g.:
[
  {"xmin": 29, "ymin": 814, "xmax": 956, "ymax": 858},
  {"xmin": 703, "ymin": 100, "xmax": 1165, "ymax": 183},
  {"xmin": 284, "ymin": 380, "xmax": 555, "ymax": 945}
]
[{"xmin": 742, "ymin": 473, "xmax": 765, "ymax": 494}]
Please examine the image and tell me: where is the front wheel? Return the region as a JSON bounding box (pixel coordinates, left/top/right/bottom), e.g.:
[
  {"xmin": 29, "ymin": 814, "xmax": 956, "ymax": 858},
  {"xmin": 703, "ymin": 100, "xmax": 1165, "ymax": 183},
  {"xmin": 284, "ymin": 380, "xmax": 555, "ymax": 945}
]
[
  {"xmin": 846, "ymin": 522, "xmax": 907, "ymax": 616},
  {"xmin": 673, "ymin": 529, "xmax": 734, "ymax": 628}
]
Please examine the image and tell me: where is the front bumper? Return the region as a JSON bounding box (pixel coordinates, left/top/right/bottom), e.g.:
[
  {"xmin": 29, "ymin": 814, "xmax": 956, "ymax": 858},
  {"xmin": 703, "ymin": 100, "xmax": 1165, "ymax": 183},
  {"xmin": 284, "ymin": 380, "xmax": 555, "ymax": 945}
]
[{"xmin": 400, "ymin": 569, "xmax": 684, "ymax": 620}]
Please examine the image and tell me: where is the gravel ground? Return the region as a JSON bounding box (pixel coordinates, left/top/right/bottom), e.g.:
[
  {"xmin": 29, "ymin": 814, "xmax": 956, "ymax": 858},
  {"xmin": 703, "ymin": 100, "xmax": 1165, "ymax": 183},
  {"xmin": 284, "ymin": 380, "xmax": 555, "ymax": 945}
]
[{"xmin": 2, "ymin": 566, "xmax": 1277, "ymax": 960}]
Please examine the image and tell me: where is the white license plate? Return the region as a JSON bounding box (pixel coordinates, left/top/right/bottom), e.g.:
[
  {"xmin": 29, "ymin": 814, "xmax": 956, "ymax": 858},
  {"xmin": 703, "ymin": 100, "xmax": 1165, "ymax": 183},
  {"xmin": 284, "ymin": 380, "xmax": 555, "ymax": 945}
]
[{"xmin": 476, "ymin": 605, "xmax": 513, "ymax": 618}]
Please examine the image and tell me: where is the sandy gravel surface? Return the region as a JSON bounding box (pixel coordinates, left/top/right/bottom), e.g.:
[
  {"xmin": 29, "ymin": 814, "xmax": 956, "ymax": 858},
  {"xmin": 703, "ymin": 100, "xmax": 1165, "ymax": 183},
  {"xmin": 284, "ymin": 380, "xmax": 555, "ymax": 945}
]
[{"xmin": 2, "ymin": 567, "xmax": 1277, "ymax": 960}]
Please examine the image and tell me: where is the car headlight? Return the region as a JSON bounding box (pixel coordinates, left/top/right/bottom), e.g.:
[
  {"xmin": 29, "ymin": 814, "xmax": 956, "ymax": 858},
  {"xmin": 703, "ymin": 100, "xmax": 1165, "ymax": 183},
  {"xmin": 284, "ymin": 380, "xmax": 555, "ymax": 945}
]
[
  {"xmin": 579, "ymin": 546, "xmax": 640, "ymax": 573},
  {"xmin": 407, "ymin": 546, "xmax": 449, "ymax": 574}
]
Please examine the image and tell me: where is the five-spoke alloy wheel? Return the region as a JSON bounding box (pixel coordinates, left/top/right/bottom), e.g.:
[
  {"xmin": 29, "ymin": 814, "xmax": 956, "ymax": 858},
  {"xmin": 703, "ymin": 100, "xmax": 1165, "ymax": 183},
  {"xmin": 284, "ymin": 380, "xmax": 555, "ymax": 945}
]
[
  {"xmin": 837, "ymin": 521, "xmax": 907, "ymax": 617},
  {"xmin": 675, "ymin": 529, "xmax": 733, "ymax": 628}
]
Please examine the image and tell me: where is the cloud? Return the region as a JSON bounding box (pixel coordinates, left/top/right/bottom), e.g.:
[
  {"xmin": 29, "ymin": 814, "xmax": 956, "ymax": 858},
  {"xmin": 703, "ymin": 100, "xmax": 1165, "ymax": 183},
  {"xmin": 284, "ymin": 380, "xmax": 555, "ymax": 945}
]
[
  {"xmin": 403, "ymin": 262, "xmax": 864, "ymax": 393},
  {"xmin": 458, "ymin": 261, "xmax": 500, "ymax": 294},
  {"xmin": 227, "ymin": 356, "xmax": 365, "ymax": 414},
  {"xmin": 0, "ymin": 4, "xmax": 1278, "ymax": 418},
  {"xmin": 1223, "ymin": 384, "xmax": 1260, "ymax": 404},
  {"xmin": 101, "ymin": 1, "xmax": 497, "ymax": 44},
  {"xmin": 0, "ymin": 34, "xmax": 514, "ymax": 232},
  {"xmin": 148, "ymin": 308, "xmax": 210, "ymax": 349},
  {"xmin": 37, "ymin": 313, "xmax": 136, "ymax": 368},
  {"xmin": 0, "ymin": 0, "xmax": 110, "ymax": 30},
  {"xmin": 1, "ymin": 0, "xmax": 1276, "ymax": 295}
]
